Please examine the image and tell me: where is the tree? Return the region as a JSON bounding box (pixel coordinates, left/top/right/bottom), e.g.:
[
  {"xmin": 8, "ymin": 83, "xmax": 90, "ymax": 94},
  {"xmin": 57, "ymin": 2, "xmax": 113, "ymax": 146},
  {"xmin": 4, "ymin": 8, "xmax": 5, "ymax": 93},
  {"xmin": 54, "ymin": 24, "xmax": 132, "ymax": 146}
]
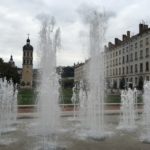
[
  {"xmin": 0, "ymin": 60, "xmax": 20, "ymax": 84},
  {"xmin": 61, "ymin": 66, "xmax": 74, "ymax": 78}
]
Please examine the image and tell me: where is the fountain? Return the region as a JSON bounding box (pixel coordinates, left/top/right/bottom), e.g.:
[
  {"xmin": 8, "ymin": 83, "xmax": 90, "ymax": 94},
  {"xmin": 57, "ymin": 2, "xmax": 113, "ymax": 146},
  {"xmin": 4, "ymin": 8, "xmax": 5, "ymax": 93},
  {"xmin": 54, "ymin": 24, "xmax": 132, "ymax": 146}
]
[
  {"xmin": 34, "ymin": 16, "xmax": 65, "ymax": 150},
  {"xmin": 117, "ymin": 88, "xmax": 137, "ymax": 131},
  {"xmin": 0, "ymin": 78, "xmax": 18, "ymax": 144},
  {"xmin": 141, "ymin": 81, "xmax": 150, "ymax": 143},
  {"xmin": 78, "ymin": 9, "xmax": 108, "ymax": 140},
  {"xmin": 78, "ymin": 80, "xmax": 88, "ymax": 128},
  {"xmin": 71, "ymin": 84, "xmax": 79, "ymax": 119}
]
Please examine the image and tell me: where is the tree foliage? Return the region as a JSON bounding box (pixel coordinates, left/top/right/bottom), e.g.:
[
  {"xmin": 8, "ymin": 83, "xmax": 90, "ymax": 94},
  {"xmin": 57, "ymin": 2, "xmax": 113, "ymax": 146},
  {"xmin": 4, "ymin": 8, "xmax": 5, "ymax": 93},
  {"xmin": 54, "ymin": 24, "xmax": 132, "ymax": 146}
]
[
  {"xmin": 61, "ymin": 66, "xmax": 74, "ymax": 78},
  {"xmin": 0, "ymin": 58, "xmax": 20, "ymax": 84}
]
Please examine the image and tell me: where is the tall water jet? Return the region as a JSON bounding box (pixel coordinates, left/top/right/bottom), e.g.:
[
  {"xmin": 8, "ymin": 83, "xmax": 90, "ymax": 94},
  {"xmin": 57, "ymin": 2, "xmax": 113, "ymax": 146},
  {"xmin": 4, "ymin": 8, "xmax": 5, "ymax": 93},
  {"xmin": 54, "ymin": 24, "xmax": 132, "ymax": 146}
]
[
  {"xmin": 0, "ymin": 78, "xmax": 18, "ymax": 144},
  {"xmin": 117, "ymin": 88, "xmax": 137, "ymax": 131},
  {"xmin": 141, "ymin": 81, "xmax": 150, "ymax": 143},
  {"xmin": 78, "ymin": 8, "xmax": 108, "ymax": 140},
  {"xmin": 78, "ymin": 80, "xmax": 88, "ymax": 128},
  {"xmin": 71, "ymin": 84, "xmax": 78, "ymax": 119},
  {"xmin": 35, "ymin": 15, "xmax": 61, "ymax": 150}
]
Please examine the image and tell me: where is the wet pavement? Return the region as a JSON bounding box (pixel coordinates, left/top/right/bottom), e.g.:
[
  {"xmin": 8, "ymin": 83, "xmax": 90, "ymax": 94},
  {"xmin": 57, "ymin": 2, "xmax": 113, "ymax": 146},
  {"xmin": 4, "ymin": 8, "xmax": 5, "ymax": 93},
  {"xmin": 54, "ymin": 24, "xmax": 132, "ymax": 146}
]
[{"xmin": 0, "ymin": 114, "xmax": 150, "ymax": 150}]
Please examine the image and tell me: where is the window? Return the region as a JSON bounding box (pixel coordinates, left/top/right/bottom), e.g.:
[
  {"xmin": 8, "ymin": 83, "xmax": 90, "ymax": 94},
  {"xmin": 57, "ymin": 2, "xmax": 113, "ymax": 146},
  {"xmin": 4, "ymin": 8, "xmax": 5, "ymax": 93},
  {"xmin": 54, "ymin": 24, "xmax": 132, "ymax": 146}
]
[
  {"xmin": 140, "ymin": 50, "xmax": 143, "ymax": 59},
  {"xmin": 135, "ymin": 64, "xmax": 138, "ymax": 73},
  {"xmin": 116, "ymin": 51, "xmax": 118, "ymax": 56},
  {"xmin": 113, "ymin": 60, "xmax": 115, "ymax": 66},
  {"xmin": 122, "ymin": 56, "xmax": 125, "ymax": 64},
  {"xmin": 119, "ymin": 57, "xmax": 121, "ymax": 65},
  {"xmin": 130, "ymin": 53, "xmax": 133, "ymax": 61},
  {"xmin": 146, "ymin": 48, "xmax": 149, "ymax": 57},
  {"xmin": 122, "ymin": 67, "xmax": 125, "ymax": 75},
  {"xmin": 119, "ymin": 68, "xmax": 121, "ymax": 75},
  {"xmin": 24, "ymin": 51, "xmax": 26, "ymax": 57},
  {"xmin": 135, "ymin": 52, "xmax": 138, "ymax": 60},
  {"xmin": 126, "ymin": 46, "xmax": 128, "ymax": 52},
  {"xmin": 126, "ymin": 66, "xmax": 128, "ymax": 74},
  {"xmin": 140, "ymin": 40, "xmax": 143, "ymax": 47},
  {"xmin": 135, "ymin": 42, "xmax": 137, "ymax": 49},
  {"xmin": 123, "ymin": 48, "xmax": 125, "ymax": 53},
  {"xmin": 146, "ymin": 37, "xmax": 149, "ymax": 45},
  {"xmin": 116, "ymin": 59, "xmax": 118, "ymax": 65},
  {"xmin": 119, "ymin": 50, "xmax": 121, "ymax": 55},
  {"xmin": 140, "ymin": 63, "xmax": 143, "ymax": 72},
  {"xmin": 146, "ymin": 62, "xmax": 149, "ymax": 71},
  {"xmin": 130, "ymin": 65, "xmax": 133, "ymax": 73},
  {"xmin": 126, "ymin": 55, "xmax": 129, "ymax": 63},
  {"xmin": 116, "ymin": 68, "xmax": 118, "ymax": 75},
  {"xmin": 110, "ymin": 60, "xmax": 112, "ymax": 67},
  {"xmin": 135, "ymin": 77, "xmax": 138, "ymax": 85}
]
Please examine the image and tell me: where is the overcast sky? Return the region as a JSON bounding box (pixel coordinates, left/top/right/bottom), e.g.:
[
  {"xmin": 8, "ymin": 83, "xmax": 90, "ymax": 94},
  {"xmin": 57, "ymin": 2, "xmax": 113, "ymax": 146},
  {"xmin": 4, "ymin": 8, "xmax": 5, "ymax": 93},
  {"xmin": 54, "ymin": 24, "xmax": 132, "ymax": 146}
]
[{"xmin": 0, "ymin": 0, "xmax": 150, "ymax": 68}]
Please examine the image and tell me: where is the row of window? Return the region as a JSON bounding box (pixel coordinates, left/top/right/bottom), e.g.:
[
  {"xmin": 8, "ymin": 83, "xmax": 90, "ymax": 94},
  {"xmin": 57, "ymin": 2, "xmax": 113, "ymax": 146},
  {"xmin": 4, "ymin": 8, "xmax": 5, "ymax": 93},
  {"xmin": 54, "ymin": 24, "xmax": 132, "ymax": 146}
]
[
  {"xmin": 106, "ymin": 37, "xmax": 149, "ymax": 59},
  {"xmin": 23, "ymin": 59, "xmax": 32, "ymax": 65},
  {"xmin": 24, "ymin": 51, "xmax": 32, "ymax": 57},
  {"xmin": 107, "ymin": 62, "xmax": 149, "ymax": 76},
  {"xmin": 112, "ymin": 76, "xmax": 149, "ymax": 88},
  {"xmin": 106, "ymin": 48, "xmax": 149, "ymax": 67}
]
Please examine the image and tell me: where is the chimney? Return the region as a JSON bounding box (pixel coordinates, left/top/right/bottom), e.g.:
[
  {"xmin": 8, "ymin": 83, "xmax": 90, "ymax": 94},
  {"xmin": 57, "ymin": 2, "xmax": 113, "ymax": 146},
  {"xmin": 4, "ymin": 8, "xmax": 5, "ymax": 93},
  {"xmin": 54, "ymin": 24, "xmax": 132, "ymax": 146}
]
[
  {"xmin": 139, "ymin": 23, "xmax": 148, "ymax": 34},
  {"xmin": 139, "ymin": 23, "xmax": 144, "ymax": 33},
  {"xmin": 115, "ymin": 38, "xmax": 122, "ymax": 45},
  {"xmin": 144, "ymin": 24, "xmax": 148, "ymax": 31},
  {"xmin": 127, "ymin": 31, "xmax": 130, "ymax": 38},
  {"xmin": 122, "ymin": 34, "xmax": 127, "ymax": 41}
]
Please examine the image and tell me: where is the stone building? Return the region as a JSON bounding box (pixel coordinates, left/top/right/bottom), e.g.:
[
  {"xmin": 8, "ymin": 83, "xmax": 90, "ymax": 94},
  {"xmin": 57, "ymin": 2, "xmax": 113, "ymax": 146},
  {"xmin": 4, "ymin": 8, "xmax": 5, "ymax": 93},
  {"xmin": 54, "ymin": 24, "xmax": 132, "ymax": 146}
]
[
  {"xmin": 104, "ymin": 23, "xmax": 150, "ymax": 90},
  {"xmin": 74, "ymin": 60, "xmax": 89, "ymax": 86},
  {"xmin": 21, "ymin": 37, "xmax": 33, "ymax": 88},
  {"xmin": 74, "ymin": 62, "xmax": 84, "ymax": 83}
]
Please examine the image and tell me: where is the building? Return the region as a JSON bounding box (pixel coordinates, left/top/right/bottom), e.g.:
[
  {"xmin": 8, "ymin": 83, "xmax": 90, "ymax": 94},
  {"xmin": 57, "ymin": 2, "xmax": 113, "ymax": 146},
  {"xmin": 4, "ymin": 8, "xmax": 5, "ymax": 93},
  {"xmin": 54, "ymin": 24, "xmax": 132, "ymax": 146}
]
[
  {"xmin": 8, "ymin": 55, "xmax": 15, "ymax": 67},
  {"xmin": 74, "ymin": 60, "xmax": 89, "ymax": 86},
  {"xmin": 74, "ymin": 62, "xmax": 84, "ymax": 83},
  {"xmin": 104, "ymin": 23, "xmax": 150, "ymax": 90},
  {"xmin": 21, "ymin": 37, "xmax": 33, "ymax": 88}
]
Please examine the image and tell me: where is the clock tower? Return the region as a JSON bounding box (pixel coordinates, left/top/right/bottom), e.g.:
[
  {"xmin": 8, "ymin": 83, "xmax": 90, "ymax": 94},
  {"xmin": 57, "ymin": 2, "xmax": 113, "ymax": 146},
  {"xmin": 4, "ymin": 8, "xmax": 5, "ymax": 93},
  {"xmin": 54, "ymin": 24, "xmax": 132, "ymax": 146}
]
[{"xmin": 21, "ymin": 36, "xmax": 33, "ymax": 88}]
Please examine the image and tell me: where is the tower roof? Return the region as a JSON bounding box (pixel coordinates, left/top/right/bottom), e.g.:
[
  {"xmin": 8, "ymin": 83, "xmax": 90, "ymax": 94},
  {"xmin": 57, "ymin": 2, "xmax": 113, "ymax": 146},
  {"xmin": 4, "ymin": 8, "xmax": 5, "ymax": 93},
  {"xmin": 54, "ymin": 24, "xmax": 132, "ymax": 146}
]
[
  {"xmin": 23, "ymin": 37, "xmax": 33, "ymax": 51},
  {"xmin": 9, "ymin": 55, "xmax": 15, "ymax": 67}
]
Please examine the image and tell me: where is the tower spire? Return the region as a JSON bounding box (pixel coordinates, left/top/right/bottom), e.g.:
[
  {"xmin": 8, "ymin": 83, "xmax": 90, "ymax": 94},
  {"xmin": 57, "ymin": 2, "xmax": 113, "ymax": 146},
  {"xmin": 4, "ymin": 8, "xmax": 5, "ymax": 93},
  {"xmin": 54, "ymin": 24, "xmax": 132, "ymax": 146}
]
[
  {"xmin": 26, "ymin": 33, "xmax": 30, "ymax": 44},
  {"xmin": 27, "ymin": 33, "xmax": 30, "ymax": 39}
]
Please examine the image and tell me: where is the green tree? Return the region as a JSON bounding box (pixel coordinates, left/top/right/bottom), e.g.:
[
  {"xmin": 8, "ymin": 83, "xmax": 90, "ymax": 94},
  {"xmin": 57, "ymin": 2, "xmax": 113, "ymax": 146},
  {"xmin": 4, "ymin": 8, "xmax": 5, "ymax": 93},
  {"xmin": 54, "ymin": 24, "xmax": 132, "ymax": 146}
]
[{"xmin": 0, "ymin": 58, "xmax": 20, "ymax": 84}]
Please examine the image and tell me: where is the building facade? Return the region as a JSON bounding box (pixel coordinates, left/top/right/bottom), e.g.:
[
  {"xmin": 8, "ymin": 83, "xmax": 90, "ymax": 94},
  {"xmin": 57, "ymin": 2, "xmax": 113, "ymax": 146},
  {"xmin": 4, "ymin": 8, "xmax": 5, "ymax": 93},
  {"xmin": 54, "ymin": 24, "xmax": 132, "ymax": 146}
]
[
  {"xmin": 74, "ymin": 60, "xmax": 90, "ymax": 85},
  {"xmin": 104, "ymin": 23, "xmax": 150, "ymax": 90},
  {"xmin": 21, "ymin": 37, "xmax": 33, "ymax": 88}
]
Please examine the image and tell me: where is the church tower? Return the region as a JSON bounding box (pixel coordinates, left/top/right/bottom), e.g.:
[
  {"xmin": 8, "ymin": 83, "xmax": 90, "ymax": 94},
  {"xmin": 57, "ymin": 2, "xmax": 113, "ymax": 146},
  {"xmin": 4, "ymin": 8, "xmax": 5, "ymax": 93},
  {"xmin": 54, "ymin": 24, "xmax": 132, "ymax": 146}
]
[{"xmin": 21, "ymin": 36, "xmax": 33, "ymax": 88}]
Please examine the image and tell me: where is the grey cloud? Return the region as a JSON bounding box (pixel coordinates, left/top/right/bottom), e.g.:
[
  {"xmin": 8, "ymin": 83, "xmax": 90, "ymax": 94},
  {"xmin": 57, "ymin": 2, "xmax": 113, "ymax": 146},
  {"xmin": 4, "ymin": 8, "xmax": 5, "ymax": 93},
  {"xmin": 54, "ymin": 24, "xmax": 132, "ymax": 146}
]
[{"xmin": 0, "ymin": 0, "xmax": 150, "ymax": 67}]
